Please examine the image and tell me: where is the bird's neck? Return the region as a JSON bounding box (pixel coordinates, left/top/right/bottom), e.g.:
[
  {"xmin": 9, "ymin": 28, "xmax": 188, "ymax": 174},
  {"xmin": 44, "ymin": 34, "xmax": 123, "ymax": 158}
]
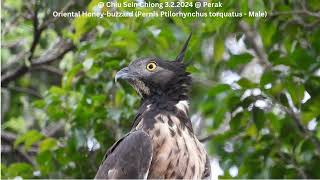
[
  {"xmin": 142, "ymin": 98, "xmax": 190, "ymax": 114},
  {"xmin": 132, "ymin": 74, "xmax": 193, "ymax": 132},
  {"xmin": 133, "ymin": 98, "xmax": 193, "ymax": 133},
  {"xmin": 142, "ymin": 95, "xmax": 189, "ymax": 106},
  {"xmin": 143, "ymin": 74, "xmax": 191, "ymax": 102}
]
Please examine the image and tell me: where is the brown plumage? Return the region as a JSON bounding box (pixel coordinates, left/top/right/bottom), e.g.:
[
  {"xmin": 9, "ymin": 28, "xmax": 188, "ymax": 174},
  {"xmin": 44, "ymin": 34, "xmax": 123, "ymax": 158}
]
[{"xmin": 95, "ymin": 33, "xmax": 211, "ymax": 179}]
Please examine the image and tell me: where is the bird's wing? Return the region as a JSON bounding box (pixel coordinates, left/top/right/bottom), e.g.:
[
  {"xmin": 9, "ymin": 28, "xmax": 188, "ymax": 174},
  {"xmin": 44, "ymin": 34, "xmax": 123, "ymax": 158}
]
[
  {"xmin": 202, "ymin": 154, "xmax": 211, "ymax": 179},
  {"xmin": 95, "ymin": 130, "xmax": 153, "ymax": 179}
]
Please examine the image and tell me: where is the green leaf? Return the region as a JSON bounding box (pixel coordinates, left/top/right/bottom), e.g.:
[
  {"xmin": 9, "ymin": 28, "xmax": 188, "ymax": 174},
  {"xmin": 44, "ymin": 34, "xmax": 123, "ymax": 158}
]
[
  {"xmin": 301, "ymin": 96, "xmax": 320, "ymax": 124},
  {"xmin": 268, "ymin": 51, "xmax": 294, "ymax": 66},
  {"xmin": 33, "ymin": 99, "xmax": 46, "ymax": 109},
  {"xmin": 310, "ymin": 28, "xmax": 320, "ymax": 53},
  {"xmin": 259, "ymin": 21, "xmax": 277, "ymax": 48},
  {"xmin": 267, "ymin": 112, "xmax": 282, "ymax": 136},
  {"xmin": 63, "ymin": 64, "xmax": 83, "ymax": 89},
  {"xmin": 208, "ymin": 84, "xmax": 231, "ymax": 97},
  {"xmin": 230, "ymin": 110, "xmax": 250, "ymax": 131},
  {"xmin": 227, "ymin": 53, "xmax": 253, "ymax": 69},
  {"xmin": 115, "ymin": 89, "xmax": 125, "ymax": 107},
  {"xmin": 4, "ymin": 0, "xmax": 23, "ymax": 10},
  {"xmin": 2, "ymin": 116, "xmax": 26, "ymax": 133},
  {"xmin": 72, "ymin": 15, "xmax": 96, "ymax": 42},
  {"xmin": 237, "ymin": 78, "xmax": 257, "ymax": 88},
  {"xmin": 260, "ymin": 70, "xmax": 277, "ymax": 87},
  {"xmin": 49, "ymin": 86, "xmax": 65, "ymax": 96},
  {"xmin": 47, "ymin": 105, "xmax": 67, "ymax": 120},
  {"xmin": 6, "ymin": 163, "xmax": 33, "ymax": 178},
  {"xmin": 290, "ymin": 48, "xmax": 315, "ymax": 71},
  {"xmin": 252, "ymin": 0, "xmax": 265, "ymax": 11},
  {"xmin": 14, "ymin": 130, "xmax": 44, "ymax": 150},
  {"xmin": 214, "ymin": 37, "xmax": 225, "ymax": 62},
  {"xmin": 213, "ymin": 105, "xmax": 227, "ymax": 128},
  {"xmin": 104, "ymin": 60, "xmax": 121, "ymax": 69},
  {"xmin": 186, "ymin": 65, "xmax": 199, "ymax": 73},
  {"xmin": 301, "ymin": 111, "xmax": 317, "ymax": 125},
  {"xmin": 269, "ymin": 81, "xmax": 284, "ymax": 96},
  {"xmin": 294, "ymin": 139, "xmax": 306, "ymax": 156},
  {"xmin": 252, "ymin": 107, "xmax": 265, "ymax": 130},
  {"xmin": 36, "ymin": 151, "xmax": 54, "ymax": 175},
  {"xmin": 87, "ymin": 0, "xmax": 102, "ymax": 12},
  {"xmin": 39, "ymin": 138, "xmax": 58, "ymax": 153},
  {"xmin": 286, "ymin": 80, "xmax": 305, "ymax": 106},
  {"xmin": 92, "ymin": 95, "xmax": 107, "ymax": 106},
  {"xmin": 87, "ymin": 66, "xmax": 102, "ymax": 79},
  {"xmin": 247, "ymin": 124, "xmax": 258, "ymax": 138}
]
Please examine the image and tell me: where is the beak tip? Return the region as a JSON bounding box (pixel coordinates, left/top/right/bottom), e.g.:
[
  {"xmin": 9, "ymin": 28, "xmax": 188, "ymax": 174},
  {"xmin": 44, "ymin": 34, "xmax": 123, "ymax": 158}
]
[{"xmin": 115, "ymin": 67, "xmax": 129, "ymax": 83}]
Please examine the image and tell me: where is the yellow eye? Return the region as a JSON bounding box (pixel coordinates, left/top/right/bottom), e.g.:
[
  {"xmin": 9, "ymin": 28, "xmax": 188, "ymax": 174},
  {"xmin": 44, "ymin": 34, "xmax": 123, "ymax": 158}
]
[{"xmin": 146, "ymin": 61, "xmax": 157, "ymax": 71}]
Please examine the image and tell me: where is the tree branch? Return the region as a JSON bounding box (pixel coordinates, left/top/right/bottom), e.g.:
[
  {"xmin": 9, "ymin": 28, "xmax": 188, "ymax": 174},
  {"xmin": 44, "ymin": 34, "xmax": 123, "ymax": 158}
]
[
  {"xmin": 42, "ymin": 121, "xmax": 65, "ymax": 137},
  {"xmin": 28, "ymin": 0, "xmax": 40, "ymax": 60},
  {"xmin": 1, "ymin": 131, "xmax": 37, "ymax": 166},
  {"xmin": 199, "ymin": 113, "xmax": 231, "ymax": 142},
  {"xmin": 1, "ymin": 131, "xmax": 17, "ymax": 142},
  {"xmin": 1, "ymin": 126, "xmax": 65, "ymax": 165},
  {"xmin": 32, "ymin": 39, "xmax": 74, "ymax": 66},
  {"xmin": 31, "ymin": 65, "xmax": 64, "ymax": 77},
  {"xmin": 6, "ymin": 86, "xmax": 42, "ymax": 98},
  {"xmin": 1, "ymin": 38, "xmax": 75, "ymax": 87},
  {"xmin": 239, "ymin": 21, "xmax": 272, "ymax": 68}
]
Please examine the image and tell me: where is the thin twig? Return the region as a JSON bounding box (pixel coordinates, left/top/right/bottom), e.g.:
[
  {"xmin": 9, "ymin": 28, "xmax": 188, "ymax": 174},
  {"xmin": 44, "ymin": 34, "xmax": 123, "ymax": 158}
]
[
  {"xmin": 278, "ymin": 152, "xmax": 308, "ymax": 179},
  {"xmin": 6, "ymin": 86, "xmax": 42, "ymax": 98},
  {"xmin": 267, "ymin": 95, "xmax": 320, "ymax": 159},
  {"xmin": 16, "ymin": 148, "xmax": 37, "ymax": 166},
  {"xmin": 31, "ymin": 65, "xmax": 64, "ymax": 77},
  {"xmin": 28, "ymin": 0, "xmax": 41, "ymax": 60},
  {"xmin": 42, "ymin": 121, "xmax": 65, "ymax": 137},
  {"xmin": 38, "ymin": 0, "xmax": 75, "ymax": 32},
  {"xmin": 199, "ymin": 113, "xmax": 231, "ymax": 142},
  {"xmin": 239, "ymin": 21, "xmax": 272, "ymax": 69}
]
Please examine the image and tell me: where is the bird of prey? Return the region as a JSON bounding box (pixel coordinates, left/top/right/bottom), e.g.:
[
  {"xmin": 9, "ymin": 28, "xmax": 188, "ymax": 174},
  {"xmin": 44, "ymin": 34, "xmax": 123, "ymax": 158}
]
[{"xmin": 95, "ymin": 33, "xmax": 211, "ymax": 179}]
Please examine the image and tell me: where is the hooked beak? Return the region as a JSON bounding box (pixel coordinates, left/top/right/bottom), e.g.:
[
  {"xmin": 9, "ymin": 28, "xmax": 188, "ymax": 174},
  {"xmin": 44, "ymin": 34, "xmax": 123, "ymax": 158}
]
[{"xmin": 115, "ymin": 67, "xmax": 130, "ymax": 82}]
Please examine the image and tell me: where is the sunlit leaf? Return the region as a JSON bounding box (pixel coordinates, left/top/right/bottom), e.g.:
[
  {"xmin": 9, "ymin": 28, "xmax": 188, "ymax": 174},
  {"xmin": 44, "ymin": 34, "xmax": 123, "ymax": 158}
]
[{"xmin": 227, "ymin": 53, "xmax": 253, "ymax": 69}]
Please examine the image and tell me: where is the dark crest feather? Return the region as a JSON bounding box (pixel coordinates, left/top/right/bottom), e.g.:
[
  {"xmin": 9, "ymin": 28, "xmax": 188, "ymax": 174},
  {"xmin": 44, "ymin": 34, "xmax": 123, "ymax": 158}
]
[{"xmin": 175, "ymin": 33, "xmax": 192, "ymax": 62}]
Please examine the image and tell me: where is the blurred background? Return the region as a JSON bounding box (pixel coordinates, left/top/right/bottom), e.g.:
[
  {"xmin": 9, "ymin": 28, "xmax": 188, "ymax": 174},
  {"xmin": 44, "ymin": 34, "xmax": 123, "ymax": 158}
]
[{"xmin": 1, "ymin": 0, "xmax": 320, "ymax": 179}]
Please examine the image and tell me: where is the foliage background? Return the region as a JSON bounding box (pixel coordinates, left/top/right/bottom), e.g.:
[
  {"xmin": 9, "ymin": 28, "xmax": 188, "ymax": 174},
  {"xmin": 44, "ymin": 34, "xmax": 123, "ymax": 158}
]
[{"xmin": 1, "ymin": 0, "xmax": 320, "ymax": 179}]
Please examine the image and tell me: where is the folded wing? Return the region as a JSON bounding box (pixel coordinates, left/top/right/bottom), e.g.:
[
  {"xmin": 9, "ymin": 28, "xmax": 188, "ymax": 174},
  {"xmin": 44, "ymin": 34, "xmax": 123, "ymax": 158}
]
[{"xmin": 95, "ymin": 131, "xmax": 153, "ymax": 179}]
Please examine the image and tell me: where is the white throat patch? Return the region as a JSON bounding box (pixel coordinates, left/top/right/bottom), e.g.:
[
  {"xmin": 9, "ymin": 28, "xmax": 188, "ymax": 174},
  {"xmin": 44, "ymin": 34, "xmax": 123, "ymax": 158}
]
[{"xmin": 175, "ymin": 100, "xmax": 189, "ymax": 114}]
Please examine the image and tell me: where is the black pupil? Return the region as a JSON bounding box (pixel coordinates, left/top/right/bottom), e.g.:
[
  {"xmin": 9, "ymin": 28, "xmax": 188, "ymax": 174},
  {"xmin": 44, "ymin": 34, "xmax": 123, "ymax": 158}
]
[{"xmin": 148, "ymin": 64, "xmax": 153, "ymax": 69}]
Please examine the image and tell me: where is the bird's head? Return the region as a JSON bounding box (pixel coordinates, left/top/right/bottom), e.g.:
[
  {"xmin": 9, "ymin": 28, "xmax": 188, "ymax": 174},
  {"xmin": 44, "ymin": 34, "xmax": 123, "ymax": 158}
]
[{"xmin": 115, "ymin": 33, "xmax": 192, "ymax": 101}]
